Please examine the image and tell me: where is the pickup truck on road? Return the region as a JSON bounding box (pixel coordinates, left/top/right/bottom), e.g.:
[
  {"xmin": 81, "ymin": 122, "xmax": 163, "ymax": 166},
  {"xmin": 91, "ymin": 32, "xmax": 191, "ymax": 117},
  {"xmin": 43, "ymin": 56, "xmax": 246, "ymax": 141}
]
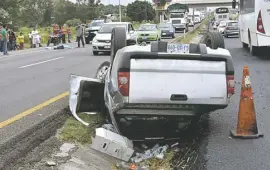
[{"xmin": 69, "ymin": 27, "xmax": 235, "ymax": 141}]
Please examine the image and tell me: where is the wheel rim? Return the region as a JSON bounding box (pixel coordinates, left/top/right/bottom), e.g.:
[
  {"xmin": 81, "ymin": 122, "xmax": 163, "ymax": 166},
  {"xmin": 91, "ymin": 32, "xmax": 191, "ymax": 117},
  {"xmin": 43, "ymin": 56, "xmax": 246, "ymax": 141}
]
[{"xmin": 96, "ymin": 65, "xmax": 109, "ymax": 81}]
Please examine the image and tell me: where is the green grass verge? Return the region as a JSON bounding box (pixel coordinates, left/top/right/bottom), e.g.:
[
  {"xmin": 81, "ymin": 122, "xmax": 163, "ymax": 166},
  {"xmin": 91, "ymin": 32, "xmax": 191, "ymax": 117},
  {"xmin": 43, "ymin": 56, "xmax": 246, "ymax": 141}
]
[
  {"xmin": 176, "ymin": 19, "xmax": 209, "ymax": 44},
  {"xmin": 57, "ymin": 113, "xmax": 104, "ymax": 145}
]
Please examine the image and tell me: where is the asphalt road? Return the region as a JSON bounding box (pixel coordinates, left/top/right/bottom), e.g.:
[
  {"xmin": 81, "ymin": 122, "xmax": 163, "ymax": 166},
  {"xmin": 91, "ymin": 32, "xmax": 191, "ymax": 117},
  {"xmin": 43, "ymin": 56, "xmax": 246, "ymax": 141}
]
[
  {"xmin": 197, "ymin": 37, "xmax": 270, "ymax": 170},
  {"xmin": 0, "ymin": 30, "xmax": 186, "ymax": 143}
]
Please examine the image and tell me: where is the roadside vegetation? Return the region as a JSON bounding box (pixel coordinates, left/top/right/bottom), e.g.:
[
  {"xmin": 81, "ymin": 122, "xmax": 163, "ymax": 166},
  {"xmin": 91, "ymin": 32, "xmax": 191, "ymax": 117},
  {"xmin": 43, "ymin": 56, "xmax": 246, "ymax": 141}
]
[
  {"xmin": 57, "ymin": 113, "xmax": 104, "ymax": 144},
  {"xmin": 177, "ymin": 18, "xmax": 209, "ymax": 44}
]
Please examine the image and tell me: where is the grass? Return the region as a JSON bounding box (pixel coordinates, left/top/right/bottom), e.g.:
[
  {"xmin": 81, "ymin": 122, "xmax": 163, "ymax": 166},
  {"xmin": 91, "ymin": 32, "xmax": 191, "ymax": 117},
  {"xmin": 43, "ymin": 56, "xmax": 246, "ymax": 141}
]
[
  {"xmin": 177, "ymin": 18, "xmax": 209, "ymax": 44},
  {"xmin": 57, "ymin": 113, "xmax": 104, "ymax": 145}
]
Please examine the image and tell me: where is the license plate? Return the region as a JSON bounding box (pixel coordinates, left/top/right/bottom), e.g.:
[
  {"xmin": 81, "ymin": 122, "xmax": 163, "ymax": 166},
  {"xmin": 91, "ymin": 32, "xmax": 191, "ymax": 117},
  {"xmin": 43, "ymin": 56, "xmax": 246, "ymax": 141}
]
[
  {"xmin": 162, "ymin": 33, "xmax": 166, "ymax": 35},
  {"xmin": 167, "ymin": 44, "xmax": 189, "ymax": 54},
  {"xmin": 104, "ymin": 45, "xmax": 110, "ymax": 49},
  {"xmin": 142, "ymin": 36, "xmax": 147, "ymax": 40}
]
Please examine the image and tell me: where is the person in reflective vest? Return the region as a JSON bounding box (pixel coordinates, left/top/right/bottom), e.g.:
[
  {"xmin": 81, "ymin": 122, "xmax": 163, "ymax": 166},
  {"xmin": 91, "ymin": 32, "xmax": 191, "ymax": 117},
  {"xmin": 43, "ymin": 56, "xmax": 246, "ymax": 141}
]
[
  {"xmin": 67, "ymin": 26, "xmax": 72, "ymax": 43},
  {"xmin": 61, "ymin": 26, "xmax": 66, "ymax": 43}
]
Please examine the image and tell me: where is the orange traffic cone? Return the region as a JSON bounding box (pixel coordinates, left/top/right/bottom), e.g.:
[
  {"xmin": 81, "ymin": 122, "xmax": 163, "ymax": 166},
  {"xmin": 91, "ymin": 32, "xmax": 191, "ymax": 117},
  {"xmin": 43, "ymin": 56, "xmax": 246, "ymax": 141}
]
[{"xmin": 230, "ymin": 66, "xmax": 263, "ymax": 139}]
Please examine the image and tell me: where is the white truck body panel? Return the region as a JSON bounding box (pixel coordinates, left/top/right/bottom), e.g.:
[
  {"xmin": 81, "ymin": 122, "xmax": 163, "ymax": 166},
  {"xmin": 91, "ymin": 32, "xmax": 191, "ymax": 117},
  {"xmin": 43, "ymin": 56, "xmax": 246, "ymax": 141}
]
[{"xmin": 129, "ymin": 59, "xmax": 227, "ymax": 105}]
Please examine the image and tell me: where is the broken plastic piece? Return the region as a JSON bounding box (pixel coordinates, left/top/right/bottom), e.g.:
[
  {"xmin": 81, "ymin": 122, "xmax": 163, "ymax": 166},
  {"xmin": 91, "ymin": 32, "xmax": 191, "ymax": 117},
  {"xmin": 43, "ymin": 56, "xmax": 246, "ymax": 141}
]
[{"xmin": 91, "ymin": 128, "xmax": 134, "ymax": 161}]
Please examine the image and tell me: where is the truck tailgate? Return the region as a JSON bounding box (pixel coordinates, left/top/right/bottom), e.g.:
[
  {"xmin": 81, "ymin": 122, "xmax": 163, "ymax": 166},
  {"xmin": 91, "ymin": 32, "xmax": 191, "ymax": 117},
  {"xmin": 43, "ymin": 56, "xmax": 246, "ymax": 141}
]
[{"xmin": 129, "ymin": 59, "xmax": 227, "ymax": 105}]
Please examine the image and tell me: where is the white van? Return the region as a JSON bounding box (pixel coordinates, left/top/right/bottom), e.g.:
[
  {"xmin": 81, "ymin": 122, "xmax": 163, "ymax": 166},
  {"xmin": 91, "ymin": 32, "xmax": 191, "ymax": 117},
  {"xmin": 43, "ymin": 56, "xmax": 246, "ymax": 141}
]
[{"xmin": 238, "ymin": 0, "xmax": 270, "ymax": 54}]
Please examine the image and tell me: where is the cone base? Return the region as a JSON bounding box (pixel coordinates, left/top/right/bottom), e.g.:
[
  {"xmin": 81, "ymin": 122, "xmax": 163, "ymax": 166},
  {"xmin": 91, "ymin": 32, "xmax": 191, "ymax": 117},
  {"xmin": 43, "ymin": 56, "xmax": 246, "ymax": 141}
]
[{"xmin": 230, "ymin": 130, "xmax": 264, "ymax": 139}]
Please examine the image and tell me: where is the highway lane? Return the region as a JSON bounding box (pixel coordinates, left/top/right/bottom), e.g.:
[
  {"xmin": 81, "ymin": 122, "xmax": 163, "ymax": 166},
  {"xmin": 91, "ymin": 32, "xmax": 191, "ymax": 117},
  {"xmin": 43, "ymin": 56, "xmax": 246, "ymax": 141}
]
[
  {"xmin": 197, "ymin": 37, "xmax": 270, "ymax": 170},
  {"xmin": 0, "ymin": 45, "xmax": 110, "ymax": 123}
]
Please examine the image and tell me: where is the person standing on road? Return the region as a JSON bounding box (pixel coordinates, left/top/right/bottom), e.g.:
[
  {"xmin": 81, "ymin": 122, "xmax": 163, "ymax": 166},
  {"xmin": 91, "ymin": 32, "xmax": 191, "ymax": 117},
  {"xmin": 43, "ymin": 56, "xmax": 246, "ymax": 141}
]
[
  {"xmin": 61, "ymin": 25, "xmax": 66, "ymax": 43},
  {"xmin": 18, "ymin": 32, "xmax": 25, "ymax": 50},
  {"xmin": 67, "ymin": 25, "xmax": 72, "ymax": 43},
  {"xmin": 76, "ymin": 24, "xmax": 84, "ymax": 48},
  {"xmin": 1, "ymin": 24, "xmax": 8, "ymax": 55},
  {"xmin": 8, "ymin": 29, "xmax": 16, "ymax": 51},
  {"xmin": 0, "ymin": 25, "xmax": 3, "ymax": 52},
  {"xmin": 58, "ymin": 26, "xmax": 62, "ymax": 44}
]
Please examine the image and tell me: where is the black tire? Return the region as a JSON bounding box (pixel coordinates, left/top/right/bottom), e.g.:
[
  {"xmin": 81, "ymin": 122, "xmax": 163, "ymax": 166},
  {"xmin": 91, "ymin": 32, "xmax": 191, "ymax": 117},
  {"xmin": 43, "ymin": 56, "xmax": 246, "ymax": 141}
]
[
  {"xmin": 248, "ymin": 34, "xmax": 258, "ymax": 55},
  {"xmin": 93, "ymin": 51, "xmax": 99, "ymax": 55},
  {"xmin": 242, "ymin": 42, "xmax": 248, "ymax": 48},
  {"xmin": 95, "ymin": 61, "xmax": 110, "ymax": 82},
  {"xmin": 204, "ymin": 32, "xmax": 225, "ymax": 49},
  {"xmin": 110, "ymin": 27, "xmax": 127, "ymax": 63}
]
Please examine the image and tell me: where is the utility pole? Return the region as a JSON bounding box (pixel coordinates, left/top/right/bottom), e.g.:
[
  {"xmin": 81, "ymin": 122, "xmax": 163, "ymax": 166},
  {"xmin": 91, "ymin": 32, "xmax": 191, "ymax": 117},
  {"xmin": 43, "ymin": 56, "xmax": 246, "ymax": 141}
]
[{"xmin": 119, "ymin": 0, "xmax": 122, "ymax": 22}]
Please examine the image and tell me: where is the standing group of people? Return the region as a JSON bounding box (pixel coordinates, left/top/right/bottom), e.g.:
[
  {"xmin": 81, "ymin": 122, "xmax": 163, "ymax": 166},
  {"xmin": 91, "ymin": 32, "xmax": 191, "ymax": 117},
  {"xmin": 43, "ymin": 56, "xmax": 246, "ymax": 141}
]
[{"xmin": 0, "ymin": 23, "xmax": 25, "ymax": 55}]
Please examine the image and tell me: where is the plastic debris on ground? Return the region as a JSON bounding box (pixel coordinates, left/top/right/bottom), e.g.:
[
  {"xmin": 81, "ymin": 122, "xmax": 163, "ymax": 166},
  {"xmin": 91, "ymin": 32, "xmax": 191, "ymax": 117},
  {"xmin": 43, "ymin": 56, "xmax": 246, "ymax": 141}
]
[
  {"xmin": 131, "ymin": 144, "xmax": 169, "ymax": 163},
  {"xmin": 91, "ymin": 128, "xmax": 134, "ymax": 161}
]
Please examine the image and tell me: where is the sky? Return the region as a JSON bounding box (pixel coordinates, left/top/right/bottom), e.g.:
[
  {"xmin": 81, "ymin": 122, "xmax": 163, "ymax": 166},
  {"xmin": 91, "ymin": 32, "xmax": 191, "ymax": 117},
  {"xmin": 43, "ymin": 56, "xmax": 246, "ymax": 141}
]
[{"xmin": 69, "ymin": 0, "xmax": 151, "ymax": 6}]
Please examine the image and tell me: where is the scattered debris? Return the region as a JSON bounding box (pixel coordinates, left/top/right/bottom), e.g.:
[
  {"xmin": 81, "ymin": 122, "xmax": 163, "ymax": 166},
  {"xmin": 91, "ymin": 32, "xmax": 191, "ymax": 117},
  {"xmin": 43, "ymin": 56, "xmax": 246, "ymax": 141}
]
[
  {"xmin": 54, "ymin": 152, "xmax": 69, "ymax": 158},
  {"xmin": 131, "ymin": 144, "xmax": 169, "ymax": 163},
  {"xmin": 70, "ymin": 157, "xmax": 85, "ymax": 165},
  {"xmin": 60, "ymin": 143, "xmax": 76, "ymax": 153},
  {"xmin": 91, "ymin": 128, "xmax": 134, "ymax": 161},
  {"xmin": 46, "ymin": 160, "xmax": 57, "ymax": 166}
]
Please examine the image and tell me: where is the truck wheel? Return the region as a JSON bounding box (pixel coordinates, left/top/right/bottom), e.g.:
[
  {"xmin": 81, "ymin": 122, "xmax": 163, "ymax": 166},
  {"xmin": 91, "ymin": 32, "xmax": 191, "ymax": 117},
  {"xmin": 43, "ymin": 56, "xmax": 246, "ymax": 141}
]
[
  {"xmin": 110, "ymin": 27, "xmax": 127, "ymax": 63},
  {"xmin": 204, "ymin": 32, "xmax": 225, "ymax": 49},
  {"xmin": 95, "ymin": 61, "xmax": 110, "ymax": 83}
]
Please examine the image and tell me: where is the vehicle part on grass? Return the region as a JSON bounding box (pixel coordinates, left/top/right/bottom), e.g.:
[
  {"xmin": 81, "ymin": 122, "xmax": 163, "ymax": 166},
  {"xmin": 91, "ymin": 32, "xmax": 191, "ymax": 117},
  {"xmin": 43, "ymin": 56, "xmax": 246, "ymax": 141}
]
[
  {"xmin": 110, "ymin": 27, "xmax": 127, "ymax": 63},
  {"xmin": 230, "ymin": 66, "xmax": 263, "ymax": 139},
  {"xmin": 131, "ymin": 144, "xmax": 169, "ymax": 163},
  {"xmin": 69, "ymin": 75, "xmax": 104, "ymax": 126},
  {"xmin": 91, "ymin": 128, "xmax": 134, "ymax": 161},
  {"xmin": 202, "ymin": 31, "xmax": 225, "ymax": 49}
]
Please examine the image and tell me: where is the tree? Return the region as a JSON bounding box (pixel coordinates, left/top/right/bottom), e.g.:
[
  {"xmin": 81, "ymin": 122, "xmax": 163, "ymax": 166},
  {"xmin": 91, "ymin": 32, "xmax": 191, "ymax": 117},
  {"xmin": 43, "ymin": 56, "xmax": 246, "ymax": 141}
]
[
  {"xmin": 0, "ymin": 0, "xmax": 19, "ymax": 23},
  {"xmin": 127, "ymin": 1, "xmax": 155, "ymax": 22}
]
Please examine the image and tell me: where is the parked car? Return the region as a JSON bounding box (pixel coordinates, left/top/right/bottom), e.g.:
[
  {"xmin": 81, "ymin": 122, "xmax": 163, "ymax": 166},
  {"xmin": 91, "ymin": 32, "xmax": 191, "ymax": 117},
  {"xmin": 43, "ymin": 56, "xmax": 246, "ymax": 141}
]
[
  {"xmin": 137, "ymin": 23, "xmax": 161, "ymax": 44},
  {"xmin": 217, "ymin": 20, "xmax": 228, "ymax": 34},
  {"xmin": 224, "ymin": 21, "xmax": 239, "ymax": 38},
  {"xmin": 92, "ymin": 22, "xmax": 137, "ymax": 55},
  {"xmin": 69, "ymin": 27, "xmax": 235, "ymax": 141},
  {"xmin": 85, "ymin": 19, "xmax": 105, "ymax": 44},
  {"xmin": 158, "ymin": 22, "xmax": 175, "ymax": 38}
]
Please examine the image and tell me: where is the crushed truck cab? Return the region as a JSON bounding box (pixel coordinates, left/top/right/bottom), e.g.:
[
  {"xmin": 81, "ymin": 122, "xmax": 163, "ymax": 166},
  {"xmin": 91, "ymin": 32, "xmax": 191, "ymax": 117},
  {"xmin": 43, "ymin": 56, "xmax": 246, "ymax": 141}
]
[{"xmin": 69, "ymin": 27, "xmax": 235, "ymax": 141}]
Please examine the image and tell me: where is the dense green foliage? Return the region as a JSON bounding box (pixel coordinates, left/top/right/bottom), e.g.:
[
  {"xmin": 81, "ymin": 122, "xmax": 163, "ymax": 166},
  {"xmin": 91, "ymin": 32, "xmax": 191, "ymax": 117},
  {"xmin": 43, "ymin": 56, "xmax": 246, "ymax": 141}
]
[
  {"xmin": 0, "ymin": 0, "xmax": 133, "ymax": 27},
  {"xmin": 127, "ymin": 1, "xmax": 155, "ymax": 22}
]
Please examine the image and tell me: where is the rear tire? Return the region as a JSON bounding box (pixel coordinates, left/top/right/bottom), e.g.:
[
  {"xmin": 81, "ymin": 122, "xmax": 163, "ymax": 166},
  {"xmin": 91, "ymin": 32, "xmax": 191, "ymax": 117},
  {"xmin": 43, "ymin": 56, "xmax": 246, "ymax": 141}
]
[
  {"xmin": 203, "ymin": 32, "xmax": 225, "ymax": 49},
  {"xmin": 110, "ymin": 27, "xmax": 127, "ymax": 63},
  {"xmin": 248, "ymin": 34, "xmax": 258, "ymax": 55}
]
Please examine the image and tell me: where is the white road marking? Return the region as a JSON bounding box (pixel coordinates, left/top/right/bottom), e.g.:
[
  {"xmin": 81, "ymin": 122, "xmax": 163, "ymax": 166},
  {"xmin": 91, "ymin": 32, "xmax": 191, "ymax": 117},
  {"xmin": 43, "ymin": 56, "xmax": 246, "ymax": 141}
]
[{"xmin": 19, "ymin": 57, "xmax": 64, "ymax": 68}]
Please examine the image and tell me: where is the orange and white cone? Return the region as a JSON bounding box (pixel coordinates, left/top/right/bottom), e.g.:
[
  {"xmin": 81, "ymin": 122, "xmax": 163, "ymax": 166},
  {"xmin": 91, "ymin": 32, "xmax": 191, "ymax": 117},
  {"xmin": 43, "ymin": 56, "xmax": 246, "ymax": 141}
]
[{"xmin": 230, "ymin": 66, "xmax": 263, "ymax": 139}]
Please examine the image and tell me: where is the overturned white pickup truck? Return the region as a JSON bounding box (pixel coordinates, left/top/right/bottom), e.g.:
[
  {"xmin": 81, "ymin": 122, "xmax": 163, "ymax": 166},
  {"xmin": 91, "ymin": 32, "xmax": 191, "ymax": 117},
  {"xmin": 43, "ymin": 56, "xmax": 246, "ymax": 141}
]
[{"xmin": 69, "ymin": 27, "xmax": 235, "ymax": 141}]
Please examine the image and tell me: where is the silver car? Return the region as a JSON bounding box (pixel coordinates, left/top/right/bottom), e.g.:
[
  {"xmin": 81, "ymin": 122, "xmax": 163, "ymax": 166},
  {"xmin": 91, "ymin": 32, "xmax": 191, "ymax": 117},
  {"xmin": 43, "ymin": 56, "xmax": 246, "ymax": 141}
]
[{"xmin": 92, "ymin": 22, "xmax": 137, "ymax": 55}]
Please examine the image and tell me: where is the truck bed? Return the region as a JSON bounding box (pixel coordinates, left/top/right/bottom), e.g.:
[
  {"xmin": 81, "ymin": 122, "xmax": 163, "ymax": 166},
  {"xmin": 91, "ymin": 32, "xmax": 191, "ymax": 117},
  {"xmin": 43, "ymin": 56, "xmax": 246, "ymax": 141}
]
[{"xmin": 129, "ymin": 59, "xmax": 227, "ymax": 105}]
